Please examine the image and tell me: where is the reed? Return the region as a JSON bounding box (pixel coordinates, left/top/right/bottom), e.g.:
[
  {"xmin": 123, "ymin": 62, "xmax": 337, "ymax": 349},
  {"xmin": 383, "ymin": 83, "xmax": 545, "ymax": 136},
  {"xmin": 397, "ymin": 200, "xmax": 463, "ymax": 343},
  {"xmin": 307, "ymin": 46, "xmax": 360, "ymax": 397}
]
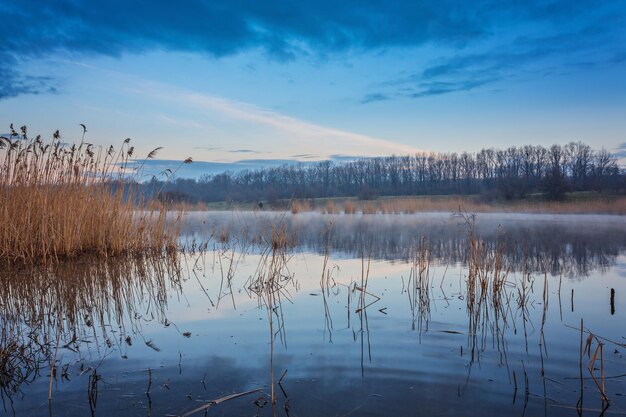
[
  {"xmin": 0, "ymin": 125, "xmax": 185, "ymax": 266},
  {"xmin": 584, "ymin": 330, "xmax": 610, "ymax": 409},
  {"xmin": 290, "ymin": 199, "xmax": 311, "ymax": 214},
  {"xmin": 246, "ymin": 223, "xmax": 294, "ymax": 414},
  {"xmin": 283, "ymin": 195, "xmax": 626, "ymax": 215},
  {"xmin": 323, "ymin": 200, "xmax": 338, "ymax": 214},
  {"xmin": 343, "ymin": 200, "xmax": 357, "ymax": 214},
  {"xmin": 376, "ymin": 196, "xmax": 626, "ymax": 215},
  {"xmin": 361, "ymin": 202, "xmax": 378, "ymax": 214},
  {"xmin": 452, "ymin": 211, "xmax": 515, "ymax": 367},
  {"xmin": 407, "ymin": 237, "xmax": 431, "ymax": 334}
]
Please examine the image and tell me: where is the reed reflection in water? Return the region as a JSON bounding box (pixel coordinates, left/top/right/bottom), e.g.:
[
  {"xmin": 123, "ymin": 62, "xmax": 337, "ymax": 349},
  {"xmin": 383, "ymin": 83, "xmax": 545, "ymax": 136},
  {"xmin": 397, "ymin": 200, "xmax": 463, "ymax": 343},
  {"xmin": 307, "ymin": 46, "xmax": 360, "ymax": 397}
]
[
  {"xmin": 184, "ymin": 211, "xmax": 626, "ymax": 276},
  {"xmin": 0, "ymin": 213, "xmax": 625, "ymax": 416},
  {"xmin": 0, "ymin": 253, "xmax": 182, "ymax": 412}
]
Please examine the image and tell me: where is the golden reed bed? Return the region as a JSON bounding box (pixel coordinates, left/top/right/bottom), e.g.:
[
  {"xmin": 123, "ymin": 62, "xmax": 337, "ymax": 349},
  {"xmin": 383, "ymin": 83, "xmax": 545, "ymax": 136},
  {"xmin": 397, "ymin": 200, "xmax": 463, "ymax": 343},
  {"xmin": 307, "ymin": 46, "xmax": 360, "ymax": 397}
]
[
  {"xmin": 284, "ymin": 196, "xmax": 626, "ymax": 215},
  {"xmin": 0, "ymin": 125, "xmax": 182, "ymax": 266}
]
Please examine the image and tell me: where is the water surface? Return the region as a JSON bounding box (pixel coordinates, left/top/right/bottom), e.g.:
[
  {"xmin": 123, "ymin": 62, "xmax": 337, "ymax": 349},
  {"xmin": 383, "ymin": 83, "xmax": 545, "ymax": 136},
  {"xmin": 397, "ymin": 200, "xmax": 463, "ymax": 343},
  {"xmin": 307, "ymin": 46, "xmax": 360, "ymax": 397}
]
[{"xmin": 2, "ymin": 212, "xmax": 625, "ymax": 416}]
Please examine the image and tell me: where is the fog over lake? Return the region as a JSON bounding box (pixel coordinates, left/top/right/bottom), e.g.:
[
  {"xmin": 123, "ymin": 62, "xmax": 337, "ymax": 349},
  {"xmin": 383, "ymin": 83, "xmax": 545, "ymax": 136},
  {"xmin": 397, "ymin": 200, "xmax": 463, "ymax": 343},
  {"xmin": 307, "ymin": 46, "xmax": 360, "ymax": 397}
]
[{"xmin": 3, "ymin": 212, "xmax": 625, "ymax": 416}]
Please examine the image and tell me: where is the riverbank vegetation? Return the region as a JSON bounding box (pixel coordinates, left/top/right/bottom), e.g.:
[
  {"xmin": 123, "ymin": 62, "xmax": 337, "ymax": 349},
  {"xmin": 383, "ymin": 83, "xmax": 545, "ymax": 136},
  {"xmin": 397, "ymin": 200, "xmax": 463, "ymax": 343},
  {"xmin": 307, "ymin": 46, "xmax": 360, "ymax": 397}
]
[
  {"xmin": 0, "ymin": 125, "xmax": 184, "ymax": 266},
  {"xmin": 149, "ymin": 142, "xmax": 624, "ymax": 205},
  {"xmin": 166, "ymin": 193, "xmax": 626, "ymax": 215}
]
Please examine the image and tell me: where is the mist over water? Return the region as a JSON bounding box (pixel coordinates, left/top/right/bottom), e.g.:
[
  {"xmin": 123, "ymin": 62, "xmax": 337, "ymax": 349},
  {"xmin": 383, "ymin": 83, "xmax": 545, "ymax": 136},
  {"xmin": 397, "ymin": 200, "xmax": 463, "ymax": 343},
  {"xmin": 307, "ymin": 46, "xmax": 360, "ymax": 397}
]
[
  {"xmin": 2, "ymin": 212, "xmax": 625, "ymax": 416},
  {"xmin": 184, "ymin": 211, "xmax": 626, "ymax": 275}
]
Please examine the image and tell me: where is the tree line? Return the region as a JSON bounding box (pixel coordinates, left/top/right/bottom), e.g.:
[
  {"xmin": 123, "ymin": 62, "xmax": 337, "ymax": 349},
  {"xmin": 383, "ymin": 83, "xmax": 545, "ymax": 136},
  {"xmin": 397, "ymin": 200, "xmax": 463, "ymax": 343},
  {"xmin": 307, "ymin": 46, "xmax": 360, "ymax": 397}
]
[{"xmin": 144, "ymin": 142, "xmax": 625, "ymax": 203}]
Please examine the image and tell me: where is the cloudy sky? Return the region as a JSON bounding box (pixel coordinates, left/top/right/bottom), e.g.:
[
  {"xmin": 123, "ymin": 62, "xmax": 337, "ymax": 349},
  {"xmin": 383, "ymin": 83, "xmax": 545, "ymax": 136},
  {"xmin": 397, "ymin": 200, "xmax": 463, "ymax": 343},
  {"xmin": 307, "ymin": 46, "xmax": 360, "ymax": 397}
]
[{"xmin": 1, "ymin": 1, "xmax": 625, "ymax": 168}]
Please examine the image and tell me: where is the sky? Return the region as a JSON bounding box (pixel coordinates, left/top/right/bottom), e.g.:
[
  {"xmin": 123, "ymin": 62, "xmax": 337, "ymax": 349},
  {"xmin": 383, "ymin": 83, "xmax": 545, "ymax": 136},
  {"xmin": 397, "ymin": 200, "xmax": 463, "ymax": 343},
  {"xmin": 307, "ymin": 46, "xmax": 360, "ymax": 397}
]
[{"xmin": 1, "ymin": 0, "xmax": 626, "ymax": 173}]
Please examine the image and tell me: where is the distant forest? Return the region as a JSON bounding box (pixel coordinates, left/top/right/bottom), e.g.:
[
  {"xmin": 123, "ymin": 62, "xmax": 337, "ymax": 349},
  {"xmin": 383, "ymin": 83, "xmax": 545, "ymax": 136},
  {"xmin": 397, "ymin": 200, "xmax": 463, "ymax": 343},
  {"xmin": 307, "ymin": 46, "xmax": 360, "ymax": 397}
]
[{"xmin": 144, "ymin": 142, "xmax": 625, "ymax": 203}]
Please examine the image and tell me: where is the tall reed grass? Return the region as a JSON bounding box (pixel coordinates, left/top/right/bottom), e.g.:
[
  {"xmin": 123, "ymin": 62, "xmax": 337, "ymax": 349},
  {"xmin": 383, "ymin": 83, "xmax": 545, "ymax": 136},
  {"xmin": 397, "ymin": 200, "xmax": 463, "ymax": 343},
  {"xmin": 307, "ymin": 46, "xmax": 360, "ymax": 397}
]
[
  {"xmin": 307, "ymin": 196, "xmax": 626, "ymax": 215},
  {"xmin": 323, "ymin": 201, "xmax": 338, "ymax": 214},
  {"xmin": 343, "ymin": 200, "xmax": 357, "ymax": 214},
  {"xmin": 290, "ymin": 199, "xmax": 311, "ymax": 214},
  {"xmin": 378, "ymin": 196, "xmax": 626, "ymax": 215},
  {"xmin": 0, "ymin": 125, "xmax": 184, "ymax": 266}
]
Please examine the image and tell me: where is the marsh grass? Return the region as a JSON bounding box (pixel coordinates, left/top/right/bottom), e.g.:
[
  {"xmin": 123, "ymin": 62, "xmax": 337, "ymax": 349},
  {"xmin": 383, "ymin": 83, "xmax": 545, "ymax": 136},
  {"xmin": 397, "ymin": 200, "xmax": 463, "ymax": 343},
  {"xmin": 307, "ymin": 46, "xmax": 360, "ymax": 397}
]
[
  {"xmin": 379, "ymin": 196, "xmax": 626, "ymax": 215},
  {"xmin": 343, "ymin": 200, "xmax": 357, "ymax": 214},
  {"xmin": 407, "ymin": 237, "xmax": 431, "ymax": 334},
  {"xmin": 448, "ymin": 212, "xmax": 515, "ymax": 375},
  {"xmin": 290, "ymin": 199, "xmax": 311, "ymax": 214},
  {"xmin": 323, "ymin": 200, "xmax": 338, "ymax": 214},
  {"xmin": 281, "ymin": 195, "xmax": 626, "ymax": 215},
  {"xmin": 361, "ymin": 202, "xmax": 377, "ymax": 214},
  {"xmin": 0, "ymin": 126, "xmax": 184, "ymax": 266},
  {"xmin": 244, "ymin": 223, "xmax": 295, "ymax": 414}
]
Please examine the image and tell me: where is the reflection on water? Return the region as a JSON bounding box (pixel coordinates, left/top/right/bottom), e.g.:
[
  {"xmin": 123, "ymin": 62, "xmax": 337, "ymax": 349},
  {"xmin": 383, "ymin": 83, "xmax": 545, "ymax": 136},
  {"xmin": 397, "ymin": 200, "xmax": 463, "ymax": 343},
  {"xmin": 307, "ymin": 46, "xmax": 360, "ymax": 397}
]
[
  {"xmin": 184, "ymin": 212, "xmax": 626, "ymax": 276},
  {"xmin": 1, "ymin": 213, "xmax": 625, "ymax": 416},
  {"xmin": 0, "ymin": 254, "xmax": 182, "ymax": 412}
]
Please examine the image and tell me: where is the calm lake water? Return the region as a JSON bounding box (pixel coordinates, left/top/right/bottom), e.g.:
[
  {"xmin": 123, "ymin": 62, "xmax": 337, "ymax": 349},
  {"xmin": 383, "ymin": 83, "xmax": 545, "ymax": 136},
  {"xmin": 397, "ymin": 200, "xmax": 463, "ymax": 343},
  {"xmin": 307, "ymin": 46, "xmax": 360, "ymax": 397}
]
[{"xmin": 2, "ymin": 212, "xmax": 626, "ymax": 416}]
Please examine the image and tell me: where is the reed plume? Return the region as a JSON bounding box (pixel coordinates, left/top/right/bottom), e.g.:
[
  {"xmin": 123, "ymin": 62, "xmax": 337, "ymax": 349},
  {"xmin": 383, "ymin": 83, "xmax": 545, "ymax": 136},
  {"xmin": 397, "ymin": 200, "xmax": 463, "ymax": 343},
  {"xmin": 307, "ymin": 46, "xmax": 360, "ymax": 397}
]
[{"xmin": 0, "ymin": 125, "xmax": 184, "ymax": 266}]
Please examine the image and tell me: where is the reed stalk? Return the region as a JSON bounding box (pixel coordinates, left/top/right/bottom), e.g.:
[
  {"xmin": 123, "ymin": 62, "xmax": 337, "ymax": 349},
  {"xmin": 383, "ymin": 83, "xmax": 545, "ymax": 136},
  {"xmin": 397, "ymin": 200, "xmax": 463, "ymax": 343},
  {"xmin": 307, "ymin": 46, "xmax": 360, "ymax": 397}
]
[{"xmin": 0, "ymin": 126, "xmax": 187, "ymax": 266}]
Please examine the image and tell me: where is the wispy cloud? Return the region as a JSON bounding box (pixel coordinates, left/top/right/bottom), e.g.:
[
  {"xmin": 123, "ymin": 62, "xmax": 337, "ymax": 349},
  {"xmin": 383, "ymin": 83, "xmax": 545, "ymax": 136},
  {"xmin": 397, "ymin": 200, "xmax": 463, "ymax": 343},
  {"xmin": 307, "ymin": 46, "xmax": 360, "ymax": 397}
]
[
  {"xmin": 418, "ymin": 29, "xmax": 611, "ymax": 82},
  {"xmin": 229, "ymin": 149, "xmax": 261, "ymax": 154},
  {"xmin": 193, "ymin": 146, "xmax": 220, "ymax": 151},
  {"xmin": 158, "ymin": 115, "xmax": 206, "ymax": 129},
  {"xmin": 0, "ymin": 60, "xmax": 59, "ymax": 100},
  {"xmin": 408, "ymin": 79, "xmax": 495, "ymax": 98},
  {"xmin": 159, "ymin": 89, "xmax": 420, "ymax": 155},
  {"xmin": 362, "ymin": 22, "xmax": 626, "ymax": 101},
  {"xmin": 613, "ymin": 142, "xmax": 626, "ymax": 159},
  {"xmin": 329, "ymin": 154, "xmax": 371, "ymax": 161},
  {"xmin": 55, "ymin": 62, "xmax": 423, "ymax": 159},
  {"xmin": 360, "ymin": 93, "xmax": 390, "ymax": 104}
]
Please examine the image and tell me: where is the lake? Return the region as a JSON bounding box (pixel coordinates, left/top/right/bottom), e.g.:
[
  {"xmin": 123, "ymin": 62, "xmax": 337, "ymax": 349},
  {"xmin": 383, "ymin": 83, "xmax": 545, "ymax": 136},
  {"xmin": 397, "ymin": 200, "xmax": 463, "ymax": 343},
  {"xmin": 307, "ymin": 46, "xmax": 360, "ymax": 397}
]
[{"xmin": 2, "ymin": 212, "xmax": 625, "ymax": 416}]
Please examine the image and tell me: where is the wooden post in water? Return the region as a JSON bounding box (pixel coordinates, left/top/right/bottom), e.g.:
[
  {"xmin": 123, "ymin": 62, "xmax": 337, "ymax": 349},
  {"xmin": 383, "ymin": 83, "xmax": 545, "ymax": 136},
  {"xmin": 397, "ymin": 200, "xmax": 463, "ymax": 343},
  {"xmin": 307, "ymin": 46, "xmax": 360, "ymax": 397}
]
[{"xmin": 611, "ymin": 288, "xmax": 615, "ymax": 315}]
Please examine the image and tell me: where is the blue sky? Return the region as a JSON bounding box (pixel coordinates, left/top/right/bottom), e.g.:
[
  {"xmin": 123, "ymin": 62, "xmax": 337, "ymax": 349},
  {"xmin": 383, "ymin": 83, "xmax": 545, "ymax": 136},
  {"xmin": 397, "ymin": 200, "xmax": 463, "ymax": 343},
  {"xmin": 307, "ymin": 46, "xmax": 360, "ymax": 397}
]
[{"xmin": 1, "ymin": 0, "xmax": 626, "ymax": 169}]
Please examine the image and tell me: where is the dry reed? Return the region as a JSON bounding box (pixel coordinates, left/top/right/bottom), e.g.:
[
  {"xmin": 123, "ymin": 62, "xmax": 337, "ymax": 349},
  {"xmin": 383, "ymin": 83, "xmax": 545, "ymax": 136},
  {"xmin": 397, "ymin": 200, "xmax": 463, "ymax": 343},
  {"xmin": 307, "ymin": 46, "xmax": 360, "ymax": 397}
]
[
  {"xmin": 323, "ymin": 201, "xmax": 338, "ymax": 214},
  {"xmin": 0, "ymin": 125, "xmax": 186, "ymax": 266},
  {"xmin": 361, "ymin": 202, "xmax": 377, "ymax": 214},
  {"xmin": 453, "ymin": 211, "xmax": 514, "ymax": 368},
  {"xmin": 290, "ymin": 199, "xmax": 311, "ymax": 214},
  {"xmin": 407, "ymin": 237, "xmax": 431, "ymax": 334},
  {"xmin": 343, "ymin": 200, "xmax": 357, "ymax": 214},
  {"xmin": 379, "ymin": 196, "xmax": 626, "ymax": 215},
  {"xmin": 245, "ymin": 223, "xmax": 294, "ymax": 414},
  {"xmin": 281, "ymin": 195, "xmax": 626, "ymax": 215}
]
